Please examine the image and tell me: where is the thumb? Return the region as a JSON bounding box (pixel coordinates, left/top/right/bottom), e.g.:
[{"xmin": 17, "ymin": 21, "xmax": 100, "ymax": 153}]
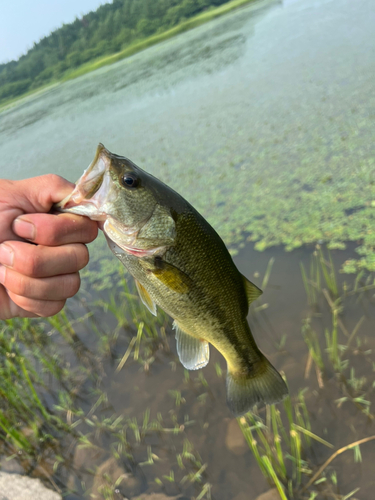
[
  {"xmin": 14, "ymin": 174, "xmax": 75, "ymax": 213},
  {"xmin": 0, "ymin": 174, "xmax": 75, "ymax": 244}
]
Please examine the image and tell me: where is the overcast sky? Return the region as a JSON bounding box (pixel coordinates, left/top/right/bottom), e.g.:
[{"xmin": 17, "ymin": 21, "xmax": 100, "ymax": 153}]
[{"xmin": 0, "ymin": 0, "xmax": 109, "ymax": 64}]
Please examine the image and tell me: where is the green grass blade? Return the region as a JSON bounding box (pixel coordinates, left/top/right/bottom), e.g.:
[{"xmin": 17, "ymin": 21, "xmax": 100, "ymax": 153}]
[{"xmin": 261, "ymin": 455, "xmax": 288, "ymax": 500}]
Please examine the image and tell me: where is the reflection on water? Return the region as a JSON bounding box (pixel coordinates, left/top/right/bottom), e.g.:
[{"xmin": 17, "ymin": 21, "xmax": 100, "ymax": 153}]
[{"xmin": 1, "ymin": 0, "xmax": 375, "ymax": 498}]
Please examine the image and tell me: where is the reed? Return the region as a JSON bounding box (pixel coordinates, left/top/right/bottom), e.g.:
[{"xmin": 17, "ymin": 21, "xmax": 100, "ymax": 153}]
[
  {"xmin": 300, "ymin": 246, "xmax": 338, "ymax": 306},
  {"xmin": 300, "ymin": 247, "xmax": 375, "ymax": 422},
  {"xmin": 238, "ymin": 388, "xmax": 337, "ymax": 498}
]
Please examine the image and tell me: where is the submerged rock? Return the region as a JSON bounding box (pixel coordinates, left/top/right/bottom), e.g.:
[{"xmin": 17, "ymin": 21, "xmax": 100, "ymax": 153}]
[
  {"xmin": 255, "ymin": 489, "xmax": 281, "ymax": 500},
  {"xmin": 91, "ymin": 457, "xmax": 145, "ymax": 499},
  {"xmin": 67, "ymin": 445, "xmax": 107, "ymax": 492},
  {"xmin": 132, "ymin": 495, "xmax": 180, "ymax": 500},
  {"xmin": 225, "ymin": 418, "xmax": 247, "ymax": 455},
  {"xmin": 0, "ymin": 472, "xmax": 61, "ymax": 500}
]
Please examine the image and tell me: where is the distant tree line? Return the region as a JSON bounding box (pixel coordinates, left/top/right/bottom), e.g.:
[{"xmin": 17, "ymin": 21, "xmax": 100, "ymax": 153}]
[{"xmin": 0, "ymin": 0, "xmax": 234, "ymax": 103}]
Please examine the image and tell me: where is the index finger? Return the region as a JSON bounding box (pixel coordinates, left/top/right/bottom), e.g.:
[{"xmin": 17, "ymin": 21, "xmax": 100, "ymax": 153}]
[{"xmin": 13, "ymin": 212, "xmax": 98, "ymax": 246}]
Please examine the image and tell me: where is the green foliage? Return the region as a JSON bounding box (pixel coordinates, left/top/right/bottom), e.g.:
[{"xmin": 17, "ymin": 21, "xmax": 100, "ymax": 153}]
[
  {"xmin": 0, "ymin": 79, "xmax": 32, "ymax": 101},
  {"xmin": 0, "ymin": 319, "xmax": 75, "ymax": 459},
  {"xmin": 0, "ymin": 0, "xmax": 255, "ymax": 105},
  {"xmin": 238, "ymin": 392, "xmax": 335, "ymax": 498}
]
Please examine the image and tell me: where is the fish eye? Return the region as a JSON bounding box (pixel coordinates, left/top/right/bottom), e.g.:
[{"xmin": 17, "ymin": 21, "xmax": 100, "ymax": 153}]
[{"xmin": 121, "ymin": 173, "xmax": 139, "ymax": 189}]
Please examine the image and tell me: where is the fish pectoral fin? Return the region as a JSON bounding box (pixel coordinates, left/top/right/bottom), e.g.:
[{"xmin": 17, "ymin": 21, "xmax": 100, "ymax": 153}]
[
  {"xmin": 173, "ymin": 321, "xmax": 209, "ymax": 370},
  {"xmin": 135, "ymin": 279, "xmax": 157, "ymax": 316},
  {"xmin": 150, "ymin": 260, "xmax": 193, "ymax": 294},
  {"xmin": 242, "ymin": 275, "xmax": 263, "ymax": 305}
]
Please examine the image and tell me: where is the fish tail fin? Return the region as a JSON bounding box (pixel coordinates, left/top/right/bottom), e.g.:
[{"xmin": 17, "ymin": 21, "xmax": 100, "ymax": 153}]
[{"xmin": 226, "ymin": 355, "xmax": 288, "ymax": 416}]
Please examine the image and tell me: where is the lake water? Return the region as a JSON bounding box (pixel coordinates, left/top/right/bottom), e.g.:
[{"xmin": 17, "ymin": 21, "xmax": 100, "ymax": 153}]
[
  {"xmin": 1, "ymin": 0, "xmax": 375, "ymax": 498},
  {"xmin": 1, "ymin": 0, "xmax": 375, "ymax": 257}
]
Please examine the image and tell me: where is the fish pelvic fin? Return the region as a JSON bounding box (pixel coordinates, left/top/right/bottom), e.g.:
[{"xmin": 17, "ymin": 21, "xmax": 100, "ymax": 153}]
[
  {"xmin": 135, "ymin": 279, "xmax": 157, "ymax": 316},
  {"xmin": 226, "ymin": 356, "xmax": 288, "ymax": 417},
  {"xmin": 173, "ymin": 321, "xmax": 209, "ymax": 370}
]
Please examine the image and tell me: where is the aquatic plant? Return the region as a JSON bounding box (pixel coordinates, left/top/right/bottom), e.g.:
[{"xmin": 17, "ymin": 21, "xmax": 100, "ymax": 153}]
[
  {"xmin": 300, "ymin": 247, "xmax": 375, "ymax": 415},
  {"xmin": 238, "ymin": 388, "xmax": 375, "ymax": 499}
]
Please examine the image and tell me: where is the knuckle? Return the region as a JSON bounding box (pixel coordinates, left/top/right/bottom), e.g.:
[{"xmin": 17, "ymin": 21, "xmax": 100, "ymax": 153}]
[
  {"xmin": 44, "ymin": 300, "xmax": 66, "ymax": 317},
  {"xmin": 65, "ymin": 244, "xmax": 89, "ymax": 272},
  {"xmin": 11, "ymin": 273, "xmax": 30, "ymax": 296},
  {"xmin": 63, "ymin": 273, "xmax": 81, "ymax": 298},
  {"xmin": 86, "ymin": 223, "xmax": 98, "ymax": 243},
  {"xmin": 44, "ymin": 173, "xmax": 65, "ymax": 187},
  {"xmin": 45, "ymin": 225, "xmax": 62, "ymax": 246},
  {"xmin": 23, "ymin": 249, "xmax": 43, "ymax": 277},
  {"xmin": 77, "ymin": 245, "xmax": 89, "ymax": 270},
  {"xmin": 73, "ymin": 219, "xmax": 98, "ymax": 244}
]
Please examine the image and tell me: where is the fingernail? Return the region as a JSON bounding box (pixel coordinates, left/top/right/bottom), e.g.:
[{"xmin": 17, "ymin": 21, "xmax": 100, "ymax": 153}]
[
  {"xmin": 0, "ymin": 244, "xmax": 14, "ymax": 267},
  {"xmin": 13, "ymin": 217, "xmax": 36, "ymax": 241},
  {"xmin": 0, "ymin": 265, "xmax": 5, "ymax": 284}
]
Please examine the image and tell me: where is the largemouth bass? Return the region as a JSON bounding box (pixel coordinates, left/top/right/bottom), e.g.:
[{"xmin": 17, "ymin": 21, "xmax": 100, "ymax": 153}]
[{"xmin": 57, "ymin": 144, "xmax": 288, "ymax": 416}]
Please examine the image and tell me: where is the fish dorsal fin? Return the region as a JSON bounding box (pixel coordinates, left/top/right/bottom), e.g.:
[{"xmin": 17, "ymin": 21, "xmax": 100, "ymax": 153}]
[
  {"xmin": 173, "ymin": 321, "xmax": 209, "ymax": 370},
  {"xmin": 135, "ymin": 279, "xmax": 157, "ymax": 316},
  {"xmin": 151, "ymin": 260, "xmax": 193, "ymax": 294},
  {"xmin": 242, "ymin": 275, "xmax": 263, "ymax": 305}
]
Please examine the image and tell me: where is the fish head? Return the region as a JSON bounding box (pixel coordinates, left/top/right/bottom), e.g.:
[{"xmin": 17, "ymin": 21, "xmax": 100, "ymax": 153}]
[{"xmin": 56, "ymin": 144, "xmax": 177, "ymax": 255}]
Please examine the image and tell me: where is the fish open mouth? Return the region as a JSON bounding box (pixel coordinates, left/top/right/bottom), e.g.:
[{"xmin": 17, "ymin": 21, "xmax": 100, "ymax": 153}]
[
  {"xmin": 55, "ymin": 144, "xmax": 112, "ymax": 221},
  {"xmin": 56, "ymin": 143, "xmax": 168, "ymax": 259}
]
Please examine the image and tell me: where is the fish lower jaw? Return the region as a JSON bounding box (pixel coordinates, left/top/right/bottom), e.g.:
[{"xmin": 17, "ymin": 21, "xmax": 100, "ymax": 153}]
[{"xmin": 58, "ymin": 204, "xmax": 108, "ymax": 221}]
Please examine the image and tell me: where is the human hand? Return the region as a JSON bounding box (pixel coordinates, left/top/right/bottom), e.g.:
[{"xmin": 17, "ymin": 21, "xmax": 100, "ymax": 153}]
[{"xmin": 0, "ymin": 174, "xmax": 98, "ymax": 320}]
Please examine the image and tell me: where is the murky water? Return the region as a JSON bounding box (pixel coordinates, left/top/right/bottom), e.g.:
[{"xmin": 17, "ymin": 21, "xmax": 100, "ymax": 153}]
[{"xmin": 1, "ymin": 0, "xmax": 375, "ymax": 498}]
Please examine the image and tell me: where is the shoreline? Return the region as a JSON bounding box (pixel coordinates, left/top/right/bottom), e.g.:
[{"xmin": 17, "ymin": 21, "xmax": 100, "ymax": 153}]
[{"xmin": 0, "ymin": 0, "xmax": 270, "ymax": 114}]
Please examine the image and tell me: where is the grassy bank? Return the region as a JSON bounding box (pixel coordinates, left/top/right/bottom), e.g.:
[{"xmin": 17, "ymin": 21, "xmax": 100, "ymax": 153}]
[
  {"xmin": 61, "ymin": 0, "xmax": 264, "ymax": 81},
  {"xmin": 0, "ymin": 0, "xmax": 263, "ymax": 113}
]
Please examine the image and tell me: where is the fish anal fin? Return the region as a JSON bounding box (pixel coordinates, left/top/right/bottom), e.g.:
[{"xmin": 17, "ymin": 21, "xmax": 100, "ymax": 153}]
[
  {"xmin": 135, "ymin": 279, "xmax": 157, "ymax": 316},
  {"xmin": 242, "ymin": 275, "xmax": 263, "ymax": 305},
  {"xmin": 226, "ymin": 355, "xmax": 288, "ymax": 416},
  {"xmin": 173, "ymin": 321, "xmax": 209, "ymax": 370},
  {"xmin": 151, "ymin": 260, "xmax": 192, "ymax": 294}
]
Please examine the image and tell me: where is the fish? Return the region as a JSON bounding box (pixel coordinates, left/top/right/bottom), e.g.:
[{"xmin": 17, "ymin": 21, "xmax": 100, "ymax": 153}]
[{"xmin": 56, "ymin": 144, "xmax": 288, "ymax": 416}]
